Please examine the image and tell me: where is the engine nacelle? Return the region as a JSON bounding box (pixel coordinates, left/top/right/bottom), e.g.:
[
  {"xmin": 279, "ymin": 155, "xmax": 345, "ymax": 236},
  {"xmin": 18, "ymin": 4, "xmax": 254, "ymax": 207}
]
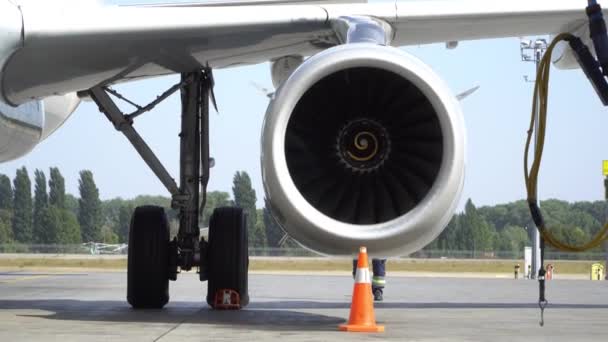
[
  {"xmin": 261, "ymin": 44, "xmax": 466, "ymax": 257},
  {"xmin": 0, "ymin": 93, "xmax": 80, "ymax": 162},
  {"xmin": 0, "ymin": 99, "xmax": 44, "ymax": 162},
  {"xmin": 41, "ymin": 93, "xmax": 81, "ymax": 141}
]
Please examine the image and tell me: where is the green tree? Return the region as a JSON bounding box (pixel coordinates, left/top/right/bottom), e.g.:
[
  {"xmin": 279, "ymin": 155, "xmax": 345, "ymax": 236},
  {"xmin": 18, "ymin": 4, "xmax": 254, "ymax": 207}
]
[
  {"xmin": 253, "ymin": 208, "xmax": 267, "ymax": 248},
  {"xmin": 47, "ymin": 167, "xmax": 81, "ymax": 244},
  {"xmin": 12, "ymin": 167, "xmax": 32, "ymax": 243},
  {"xmin": 0, "ymin": 174, "xmax": 12, "ymax": 210},
  {"xmin": 201, "ymin": 191, "xmax": 231, "ymax": 227},
  {"xmin": 0, "ymin": 221, "xmax": 10, "ymax": 244},
  {"xmin": 78, "ymin": 170, "xmax": 102, "ymax": 242},
  {"xmin": 101, "ymin": 224, "xmax": 119, "ymax": 244},
  {"xmin": 65, "ymin": 194, "xmax": 80, "ymax": 219},
  {"xmin": 101, "ymin": 197, "xmax": 126, "ymax": 231},
  {"xmin": 446, "ymin": 214, "xmax": 462, "ymax": 251},
  {"xmin": 457, "ymin": 211, "xmax": 474, "ymax": 251},
  {"xmin": 431, "ymin": 199, "xmax": 608, "ymax": 255},
  {"xmin": 496, "ymin": 225, "xmax": 529, "ymax": 254},
  {"xmin": 430, "ymin": 214, "xmax": 459, "ymax": 251},
  {"xmin": 59, "ymin": 210, "xmax": 81, "ymax": 244},
  {"xmin": 0, "ymin": 209, "xmax": 11, "ymax": 244},
  {"xmin": 33, "ymin": 169, "xmax": 49, "ymax": 243},
  {"xmin": 40, "ymin": 205, "xmax": 61, "ymax": 244},
  {"xmin": 115, "ymin": 204, "xmax": 133, "ymax": 243},
  {"xmin": 232, "ymin": 171, "xmax": 264, "ymax": 247},
  {"xmin": 0, "ymin": 174, "xmax": 13, "ymax": 244},
  {"xmin": 550, "ymin": 224, "xmax": 590, "ymax": 247},
  {"xmin": 479, "ymin": 200, "xmax": 534, "ymax": 236},
  {"xmin": 462, "ymin": 199, "xmax": 495, "ymax": 253},
  {"xmin": 263, "ymin": 199, "xmax": 284, "ymax": 248},
  {"xmin": 48, "ymin": 167, "xmax": 66, "ymax": 209}
]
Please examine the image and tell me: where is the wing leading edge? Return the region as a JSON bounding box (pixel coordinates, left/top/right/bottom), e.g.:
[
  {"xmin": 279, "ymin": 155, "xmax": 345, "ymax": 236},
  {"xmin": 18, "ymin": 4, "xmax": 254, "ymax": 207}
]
[{"xmin": 0, "ymin": 0, "xmax": 601, "ymax": 105}]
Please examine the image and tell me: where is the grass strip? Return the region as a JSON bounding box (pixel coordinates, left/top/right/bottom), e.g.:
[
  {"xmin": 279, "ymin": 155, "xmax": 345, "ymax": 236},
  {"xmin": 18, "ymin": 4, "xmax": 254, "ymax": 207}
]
[{"xmin": 0, "ymin": 256, "xmax": 602, "ymax": 274}]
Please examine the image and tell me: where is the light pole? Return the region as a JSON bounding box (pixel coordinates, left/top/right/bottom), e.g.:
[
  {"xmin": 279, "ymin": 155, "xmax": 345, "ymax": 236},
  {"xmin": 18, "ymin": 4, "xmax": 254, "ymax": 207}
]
[
  {"xmin": 520, "ymin": 38, "xmax": 548, "ymax": 279},
  {"xmin": 604, "ymin": 161, "xmax": 608, "ymax": 279},
  {"xmin": 521, "ymin": 38, "xmax": 548, "ymax": 82}
]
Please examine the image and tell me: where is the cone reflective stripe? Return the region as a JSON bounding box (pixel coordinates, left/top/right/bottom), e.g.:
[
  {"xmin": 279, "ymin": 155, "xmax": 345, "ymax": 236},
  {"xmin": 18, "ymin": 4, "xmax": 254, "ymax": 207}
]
[
  {"xmin": 339, "ymin": 247, "xmax": 385, "ymax": 333},
  {"xmin": 354, "ymin": 268, "xmax": 371, "ymax": 284}
]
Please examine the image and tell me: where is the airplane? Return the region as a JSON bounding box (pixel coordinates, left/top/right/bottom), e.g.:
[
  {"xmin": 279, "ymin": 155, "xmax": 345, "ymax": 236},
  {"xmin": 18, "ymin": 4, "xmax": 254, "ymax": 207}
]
[
  {"xmin": 82, "ymin": 242, "xmax": 129, "ymax": 255},
  {"xmin": 0, "ymin": 0, "xmax": 605, "ymax": 309}
]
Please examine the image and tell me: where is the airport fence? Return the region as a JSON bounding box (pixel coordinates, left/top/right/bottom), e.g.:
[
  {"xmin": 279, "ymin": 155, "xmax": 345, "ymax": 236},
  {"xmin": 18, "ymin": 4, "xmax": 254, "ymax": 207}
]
[
  {"xmin": 406, "ymin": 249, "xmax": 607, "ymax": 261},
  {"xmin": 0, "ymin": 244, "xmax": 605, "ymax": 261}
]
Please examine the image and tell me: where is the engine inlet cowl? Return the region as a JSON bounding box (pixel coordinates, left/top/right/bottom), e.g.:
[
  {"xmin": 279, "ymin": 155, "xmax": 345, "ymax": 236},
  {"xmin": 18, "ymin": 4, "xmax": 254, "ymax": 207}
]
[{"xmin": 261, "ymin": 44, "xmax": 465, "ymax": 257}]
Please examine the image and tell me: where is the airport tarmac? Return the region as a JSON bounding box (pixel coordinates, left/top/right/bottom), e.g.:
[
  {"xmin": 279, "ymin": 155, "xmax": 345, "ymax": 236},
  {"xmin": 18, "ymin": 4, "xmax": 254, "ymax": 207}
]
[{"xmin": 0, "ymin": 269, "xmax": 606, "ymax": 341}]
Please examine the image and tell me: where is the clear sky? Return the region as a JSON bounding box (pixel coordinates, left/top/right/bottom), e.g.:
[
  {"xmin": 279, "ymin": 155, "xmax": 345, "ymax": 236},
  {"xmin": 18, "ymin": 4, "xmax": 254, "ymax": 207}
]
[{"xmin": 1, "ymin": 0, "xmax": 607, "ymax": 211}]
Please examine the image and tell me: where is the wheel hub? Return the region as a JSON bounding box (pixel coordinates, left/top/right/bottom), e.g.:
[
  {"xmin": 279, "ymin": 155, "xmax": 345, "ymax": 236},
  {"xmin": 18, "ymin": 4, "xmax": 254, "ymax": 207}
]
[{"xmin": 337, "ymin": 118, "xmax": 391, "ymax": 173}]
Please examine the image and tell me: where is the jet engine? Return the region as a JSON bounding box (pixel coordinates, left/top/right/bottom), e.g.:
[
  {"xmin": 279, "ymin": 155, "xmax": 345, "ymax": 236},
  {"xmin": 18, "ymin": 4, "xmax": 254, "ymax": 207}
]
[
  {"xmin": 0, "ymin": 93, "xmax": 80, "ymax": 162},
  {"xmin": 261, "ymin": 44, "xmax": 466, "ymax": 257}
]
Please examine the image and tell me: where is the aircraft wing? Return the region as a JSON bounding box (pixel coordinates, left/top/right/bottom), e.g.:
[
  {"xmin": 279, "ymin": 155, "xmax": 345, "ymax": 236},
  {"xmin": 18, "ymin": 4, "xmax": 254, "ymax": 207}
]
[{"xmin": 0, "ymin": 0, "xmax": 601, "ymax": 105}]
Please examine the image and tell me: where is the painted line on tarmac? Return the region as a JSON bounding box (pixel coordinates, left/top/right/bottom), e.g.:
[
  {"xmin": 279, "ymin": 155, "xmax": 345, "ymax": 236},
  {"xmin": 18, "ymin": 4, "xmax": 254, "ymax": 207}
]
[{"xmin": 0, "ymin": 274, "xmax": 52, "ymax": 284}]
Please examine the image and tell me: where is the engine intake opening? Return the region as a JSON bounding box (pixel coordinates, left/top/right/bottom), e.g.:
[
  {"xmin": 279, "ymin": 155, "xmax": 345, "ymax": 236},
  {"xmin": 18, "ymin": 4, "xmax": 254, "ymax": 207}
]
[{"xmin": 285, "ymin": 67, "xmax": 444, "ymax": 225}]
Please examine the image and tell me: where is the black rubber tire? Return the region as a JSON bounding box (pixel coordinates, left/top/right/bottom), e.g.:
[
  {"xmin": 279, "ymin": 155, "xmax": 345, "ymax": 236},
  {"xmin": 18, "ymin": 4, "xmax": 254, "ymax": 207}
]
[
  {"xmin": 206, "ymin": 207, "xmax": 249, "ymax": 308},
  {"xmin": 127, "ymin": 206, "xmax": 170, "ymax": 309}
]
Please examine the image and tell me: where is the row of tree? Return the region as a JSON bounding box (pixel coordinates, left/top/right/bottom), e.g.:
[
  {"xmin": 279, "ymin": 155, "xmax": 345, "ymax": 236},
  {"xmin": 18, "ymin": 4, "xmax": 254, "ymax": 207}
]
[
  {"xmin": 1, "ymin": 167, "xmax": 607, "ymax": 253},
  {"xmin": 427, "ymin": 198, "xmax": 608, "ymax": 255},
  {"xmin": 99, "ymin": 171, "xmax": 292, "ymax": 248},
  {"xmin": 0, "ymin": 167, "xmax": 102, "ymax": 245},
  {"xmin": 0, "ymin": 168, "xmax": 290, "ymax": 249}
]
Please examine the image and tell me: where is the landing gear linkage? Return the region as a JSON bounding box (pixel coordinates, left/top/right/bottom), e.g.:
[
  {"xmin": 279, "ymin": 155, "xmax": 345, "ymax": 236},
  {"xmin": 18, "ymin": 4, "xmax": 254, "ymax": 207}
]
[{"xmin": 88, "ymin": 69, "xmax": 214, "ymax": 274}]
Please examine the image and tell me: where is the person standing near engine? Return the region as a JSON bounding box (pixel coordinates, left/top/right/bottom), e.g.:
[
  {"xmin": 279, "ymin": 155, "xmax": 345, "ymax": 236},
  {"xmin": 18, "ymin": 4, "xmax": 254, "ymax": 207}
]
[{"xmin": 352, "ymin": 258, "xmax": 386, "ymax": 301}]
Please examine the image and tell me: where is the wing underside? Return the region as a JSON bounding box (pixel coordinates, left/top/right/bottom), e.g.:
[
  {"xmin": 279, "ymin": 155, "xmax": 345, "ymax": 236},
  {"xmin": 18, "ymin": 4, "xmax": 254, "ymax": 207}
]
[
  {"xmin": 0, "ymin": 0, "xmax": 601, "ymax": 105},
  {"xmin": 133, "ymin": 0, "xmax": 365, "ymax": 7}
]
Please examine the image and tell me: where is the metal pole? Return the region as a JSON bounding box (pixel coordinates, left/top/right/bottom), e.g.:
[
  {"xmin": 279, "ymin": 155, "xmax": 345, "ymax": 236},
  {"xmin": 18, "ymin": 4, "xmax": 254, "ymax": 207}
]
[
  {"xmin": 523, "ymin": 42, "xmax": 546, "ymax": 280},
  {"xmin": 605, "ymin": 176, "xmax": 608, "ymax": 280},
  {"xmin": 530, "ymin": 44, "xmax": 545, "ymax": 279}
]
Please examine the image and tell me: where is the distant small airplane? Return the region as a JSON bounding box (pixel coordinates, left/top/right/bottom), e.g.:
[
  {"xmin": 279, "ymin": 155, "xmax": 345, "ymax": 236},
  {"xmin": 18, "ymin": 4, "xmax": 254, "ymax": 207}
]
[{"xmin": 82, "ymin": 242, "xmax": 128, "ymax": 255}]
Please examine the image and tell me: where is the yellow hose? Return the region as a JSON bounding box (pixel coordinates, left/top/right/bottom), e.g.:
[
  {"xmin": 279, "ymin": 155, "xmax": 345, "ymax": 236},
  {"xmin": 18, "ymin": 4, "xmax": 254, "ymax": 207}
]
[{"xmin": 525, "ymin": 33, "xmax": 608, "ymax": 252}]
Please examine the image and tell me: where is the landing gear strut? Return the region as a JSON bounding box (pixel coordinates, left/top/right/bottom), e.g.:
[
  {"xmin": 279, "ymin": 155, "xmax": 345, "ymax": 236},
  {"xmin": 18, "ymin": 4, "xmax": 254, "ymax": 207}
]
[{"xmin": 89, "ymin": 69, "xmax": 249, "ymax": 309}]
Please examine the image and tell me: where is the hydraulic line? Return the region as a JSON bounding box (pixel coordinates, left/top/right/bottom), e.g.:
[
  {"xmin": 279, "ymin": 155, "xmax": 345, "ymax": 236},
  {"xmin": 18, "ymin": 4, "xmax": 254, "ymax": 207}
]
[
  {"xmin": 524, "ymin": 0, "xmax": 608, "ymax": 328},
  {"xmin": 524, "ymin": 33, "xmax": 608, "ymax": 252}
]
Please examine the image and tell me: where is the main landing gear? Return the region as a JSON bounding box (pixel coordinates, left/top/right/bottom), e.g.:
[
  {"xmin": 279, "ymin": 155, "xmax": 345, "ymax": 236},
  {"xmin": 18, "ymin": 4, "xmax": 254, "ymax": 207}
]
[{"xmin": 88, "ymin": 70, "xmax": 249, "ymax": 309}]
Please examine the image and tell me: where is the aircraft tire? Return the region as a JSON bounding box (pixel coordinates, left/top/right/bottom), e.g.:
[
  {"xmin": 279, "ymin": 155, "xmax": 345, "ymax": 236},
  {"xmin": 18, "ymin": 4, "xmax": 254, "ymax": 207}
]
[
  {"xmin": 127, "ymin": 205, "xmax": 170, "ymax": 309},
  {"xmin": 206, "ymin": 207, "xmax": 249, "ymax": 308}
]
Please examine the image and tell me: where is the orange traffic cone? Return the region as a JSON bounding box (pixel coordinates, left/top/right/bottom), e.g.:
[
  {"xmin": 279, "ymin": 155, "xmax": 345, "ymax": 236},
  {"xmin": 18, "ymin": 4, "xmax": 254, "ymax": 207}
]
[{"xmin": 339, "ymin": 247, "xmax": 385, "ymax": 333}]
